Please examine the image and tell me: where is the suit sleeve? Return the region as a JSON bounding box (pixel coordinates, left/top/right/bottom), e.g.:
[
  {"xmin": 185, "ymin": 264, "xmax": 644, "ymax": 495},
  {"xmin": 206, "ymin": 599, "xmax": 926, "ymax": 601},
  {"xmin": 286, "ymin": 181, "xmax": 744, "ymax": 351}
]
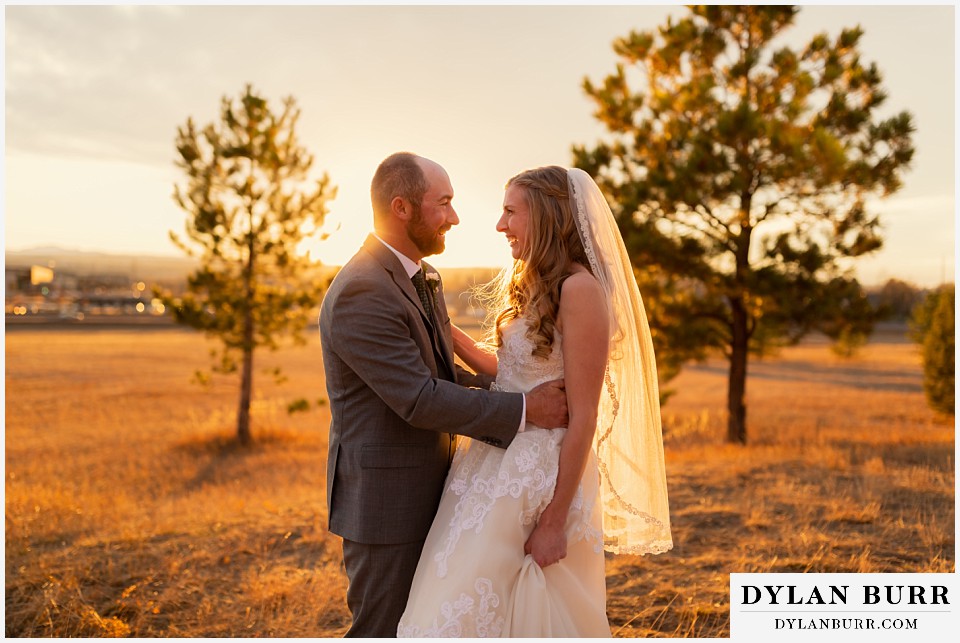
[{"xmin": 328, "ymin": 277, "xmax": 522, "ymax": 447}]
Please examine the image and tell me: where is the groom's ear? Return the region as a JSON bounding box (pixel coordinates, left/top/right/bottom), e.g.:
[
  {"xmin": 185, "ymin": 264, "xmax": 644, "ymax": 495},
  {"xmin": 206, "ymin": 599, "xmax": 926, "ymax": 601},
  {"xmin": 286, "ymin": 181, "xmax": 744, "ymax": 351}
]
[{"xmin": 390, "ymin": 196, "xmax": 412, "ymax": 222}]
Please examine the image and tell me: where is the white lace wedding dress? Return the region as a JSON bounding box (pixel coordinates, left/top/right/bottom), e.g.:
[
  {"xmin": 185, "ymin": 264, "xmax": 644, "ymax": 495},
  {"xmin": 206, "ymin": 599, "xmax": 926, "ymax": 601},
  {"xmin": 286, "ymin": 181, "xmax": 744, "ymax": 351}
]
[{"xmin": 397, "ymin": 318, "xmax": 611, "ymax": 637}]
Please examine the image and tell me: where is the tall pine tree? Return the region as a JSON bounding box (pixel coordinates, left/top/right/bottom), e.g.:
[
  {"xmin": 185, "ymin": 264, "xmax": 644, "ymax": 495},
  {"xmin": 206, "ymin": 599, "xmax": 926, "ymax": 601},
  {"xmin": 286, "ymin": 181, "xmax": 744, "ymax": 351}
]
[
  {"xmin": 575, "ymin": 6, "xmax": 914, "ymax": 443},
  {"xmin": 159, "ymin": 84, "xmax": 336, "ymax": 444}
]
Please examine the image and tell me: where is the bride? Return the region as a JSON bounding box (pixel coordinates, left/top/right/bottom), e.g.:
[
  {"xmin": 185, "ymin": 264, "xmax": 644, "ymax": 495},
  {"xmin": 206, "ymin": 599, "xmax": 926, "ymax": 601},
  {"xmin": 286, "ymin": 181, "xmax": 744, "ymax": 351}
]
[{"xmin": 397, "ymin": 166, "xmax": 673, "ymax": 637}]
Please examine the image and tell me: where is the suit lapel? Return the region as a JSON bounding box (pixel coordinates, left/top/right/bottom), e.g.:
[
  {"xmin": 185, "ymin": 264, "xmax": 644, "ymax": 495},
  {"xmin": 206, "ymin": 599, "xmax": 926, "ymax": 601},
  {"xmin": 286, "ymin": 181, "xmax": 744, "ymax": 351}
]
[
  {"xmin": 363, "ymin": 236, "xmax": 455, "ymax": 376},
  {"xmin": 363, "ymin": 235, "xmax": 430, "ymax": 323}
]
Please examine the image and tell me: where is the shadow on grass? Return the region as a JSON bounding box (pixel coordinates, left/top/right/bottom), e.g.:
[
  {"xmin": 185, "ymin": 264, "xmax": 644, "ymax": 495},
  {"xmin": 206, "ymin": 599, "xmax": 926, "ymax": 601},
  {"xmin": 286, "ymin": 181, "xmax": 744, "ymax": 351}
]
[
  {"xmin": 689, "ymin": 360, "xmax": 923, "ymax": 393},
  {"xmin": 5, "ymin": 523, "xmax": 348, "ymax": 637},
  {"xmin": 171, "ymin": 427, "xmax": 317, "ymax": 493}
]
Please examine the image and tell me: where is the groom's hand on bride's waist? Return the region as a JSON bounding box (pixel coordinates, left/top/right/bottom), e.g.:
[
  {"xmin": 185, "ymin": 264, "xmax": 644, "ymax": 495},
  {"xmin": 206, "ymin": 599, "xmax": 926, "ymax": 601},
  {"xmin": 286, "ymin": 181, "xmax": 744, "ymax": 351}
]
[{"xmin": 524, "ymin": 379, "xmax": 568, "ymax": 429}]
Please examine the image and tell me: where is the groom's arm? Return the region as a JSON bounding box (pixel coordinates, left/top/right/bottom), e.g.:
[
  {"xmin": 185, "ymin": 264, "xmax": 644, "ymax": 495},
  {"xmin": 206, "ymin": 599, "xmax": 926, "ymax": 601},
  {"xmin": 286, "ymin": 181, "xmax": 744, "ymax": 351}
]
[
  {"xmin": 327, "ymin": 276, "xmax": 522, "ymax": 447},
  {"xmin": 453, "ymin": 365, "xmax": 495, "ymax": 390}
]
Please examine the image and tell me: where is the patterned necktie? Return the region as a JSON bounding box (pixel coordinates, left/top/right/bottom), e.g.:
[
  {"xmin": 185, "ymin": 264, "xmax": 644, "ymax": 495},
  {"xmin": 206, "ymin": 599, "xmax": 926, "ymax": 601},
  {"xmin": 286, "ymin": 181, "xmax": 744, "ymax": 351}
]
[{"xmin": 411, "ymin": 269, "xmax": 434, "ymax": 321}]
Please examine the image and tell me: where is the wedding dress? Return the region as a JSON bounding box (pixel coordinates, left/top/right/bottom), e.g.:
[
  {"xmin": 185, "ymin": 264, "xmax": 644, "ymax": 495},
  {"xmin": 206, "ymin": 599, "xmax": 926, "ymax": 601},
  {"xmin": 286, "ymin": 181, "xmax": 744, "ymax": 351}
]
[{"xmin": 397, "ymin": 316, "xmax": 611, "ymax": 637}]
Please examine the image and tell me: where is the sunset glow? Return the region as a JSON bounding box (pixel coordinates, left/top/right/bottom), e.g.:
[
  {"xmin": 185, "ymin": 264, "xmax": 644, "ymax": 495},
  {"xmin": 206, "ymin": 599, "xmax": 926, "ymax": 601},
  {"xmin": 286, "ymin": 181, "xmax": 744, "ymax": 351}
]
[{"xmin": 4, "ymin": 4, "xmax": 954, "ymax": 286}]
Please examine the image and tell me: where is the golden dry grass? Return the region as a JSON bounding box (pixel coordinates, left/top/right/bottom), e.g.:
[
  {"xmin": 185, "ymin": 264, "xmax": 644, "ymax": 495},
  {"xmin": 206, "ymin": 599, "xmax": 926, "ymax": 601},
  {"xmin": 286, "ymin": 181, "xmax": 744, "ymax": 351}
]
[{"xmin": 5, "ymin": 328, "xmax": 954, "ymax": 637}]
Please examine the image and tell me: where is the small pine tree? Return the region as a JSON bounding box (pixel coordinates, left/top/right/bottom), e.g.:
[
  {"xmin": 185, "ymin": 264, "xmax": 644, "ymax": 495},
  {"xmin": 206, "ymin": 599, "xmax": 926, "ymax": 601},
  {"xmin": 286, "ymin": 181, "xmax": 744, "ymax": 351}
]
[
  {"xmin": 918, "ymin": 286, "xmax": 955, "ymax": 415},
  {"xmin": 159, "ymin": 84, "xmax": 336, "ymax": 444}
]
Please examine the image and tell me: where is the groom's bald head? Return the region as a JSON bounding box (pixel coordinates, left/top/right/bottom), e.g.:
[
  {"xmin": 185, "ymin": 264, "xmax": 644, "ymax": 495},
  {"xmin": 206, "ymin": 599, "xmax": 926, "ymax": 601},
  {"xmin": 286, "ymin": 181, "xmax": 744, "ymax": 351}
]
[{"xmin": 371, "ymin": 152, "xmax": 429, "ymax": 226}]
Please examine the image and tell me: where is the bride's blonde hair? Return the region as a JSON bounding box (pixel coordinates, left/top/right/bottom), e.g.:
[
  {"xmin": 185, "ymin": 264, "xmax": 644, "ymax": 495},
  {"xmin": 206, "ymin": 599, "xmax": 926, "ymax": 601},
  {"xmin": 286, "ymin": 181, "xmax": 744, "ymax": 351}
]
[{"xmin": 477, "ymin": 166, "xmax": 591, "ymax": 358}]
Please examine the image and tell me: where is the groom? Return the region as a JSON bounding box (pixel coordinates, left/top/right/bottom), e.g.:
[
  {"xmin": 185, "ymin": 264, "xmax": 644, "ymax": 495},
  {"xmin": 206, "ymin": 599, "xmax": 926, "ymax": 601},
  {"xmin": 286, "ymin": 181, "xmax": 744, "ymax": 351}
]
[{"xmin": 319, "ymin": 152, "xmax": 568, "ymax": 637}]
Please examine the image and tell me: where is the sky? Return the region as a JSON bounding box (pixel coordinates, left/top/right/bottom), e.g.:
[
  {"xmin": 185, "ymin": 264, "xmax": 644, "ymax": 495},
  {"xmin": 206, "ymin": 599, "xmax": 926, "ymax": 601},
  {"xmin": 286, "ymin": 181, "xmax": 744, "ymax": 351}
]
[{"xmin": 3, "ymin": 3, "xmax": 956, "ymax": 287}]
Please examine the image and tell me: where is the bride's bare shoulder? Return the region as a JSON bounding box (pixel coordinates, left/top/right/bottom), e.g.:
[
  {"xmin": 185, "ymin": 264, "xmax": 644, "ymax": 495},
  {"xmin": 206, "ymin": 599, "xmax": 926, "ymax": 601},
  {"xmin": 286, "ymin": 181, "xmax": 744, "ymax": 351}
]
[
  {"xmin": 558, "ymin": 271, "xmax": 606, "ymax": 333},
  {"xmin": 559, "ymin": 270, "xmax": 604, "ymax": 303}
]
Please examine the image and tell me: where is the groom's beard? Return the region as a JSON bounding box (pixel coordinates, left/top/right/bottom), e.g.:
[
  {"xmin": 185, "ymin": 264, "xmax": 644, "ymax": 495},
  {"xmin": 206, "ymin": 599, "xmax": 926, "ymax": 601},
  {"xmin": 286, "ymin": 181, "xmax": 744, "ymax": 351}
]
[{"xmin": 407, "ymin": 206, "xmax": 446, "ymax": 257}]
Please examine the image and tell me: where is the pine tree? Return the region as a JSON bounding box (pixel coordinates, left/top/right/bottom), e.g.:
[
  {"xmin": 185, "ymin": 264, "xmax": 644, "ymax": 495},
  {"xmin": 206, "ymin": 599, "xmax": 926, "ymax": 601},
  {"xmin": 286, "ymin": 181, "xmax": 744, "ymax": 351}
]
[
  {"xmin": 159, "ymin": 84, "xmax": 336, "ymax": 444},
  {"xmin": 574, "ymin": 6, "xmax": 914, "ymax": 443},
  {"xmin": 913, "ymin": 286, "xmax": 955, "ymax": 415}
]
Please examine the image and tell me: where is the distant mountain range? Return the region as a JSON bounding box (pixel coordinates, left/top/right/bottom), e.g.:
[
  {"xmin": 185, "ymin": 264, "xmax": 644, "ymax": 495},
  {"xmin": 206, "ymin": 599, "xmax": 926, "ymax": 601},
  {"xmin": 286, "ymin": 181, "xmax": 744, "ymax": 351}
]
[
  {"xmin": 5, "ymin": 246, "xmax": 500, "ymax": 287},
  {"xmin": 6, "ymin": 247, "xmax": 198, "ymax": 281},
  {"xmin": 9, "ymin": 246, "xmax": 117, "ymax": 256}
]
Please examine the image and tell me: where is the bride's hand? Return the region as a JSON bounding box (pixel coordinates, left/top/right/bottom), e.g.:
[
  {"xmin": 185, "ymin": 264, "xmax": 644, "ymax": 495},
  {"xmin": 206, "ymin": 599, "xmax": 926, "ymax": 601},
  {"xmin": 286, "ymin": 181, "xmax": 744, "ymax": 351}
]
[{"xmin": 524, "ymin": 519, "xmax": 567, "ymax": 568}]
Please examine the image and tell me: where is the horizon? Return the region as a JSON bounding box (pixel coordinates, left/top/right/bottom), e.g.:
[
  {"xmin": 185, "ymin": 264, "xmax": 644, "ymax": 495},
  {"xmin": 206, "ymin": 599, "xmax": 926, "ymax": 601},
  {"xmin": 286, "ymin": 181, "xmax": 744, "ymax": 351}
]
[
  {"xmin": 4, "ymin": 4, "xmax": 955, "ymax": 288},
  {"xmin": 5, "ymin": 243, "xmax": 951, "ymax": 291}
]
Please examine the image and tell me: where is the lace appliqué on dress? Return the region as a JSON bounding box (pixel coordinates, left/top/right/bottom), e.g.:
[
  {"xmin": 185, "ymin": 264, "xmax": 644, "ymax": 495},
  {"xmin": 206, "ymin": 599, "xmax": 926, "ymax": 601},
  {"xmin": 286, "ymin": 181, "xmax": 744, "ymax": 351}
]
[
  {"xmin": 494, "ymin": 321, "xmax": 563, "ymax": 393},
  {"xmin": 432, "ymin": 320, "xmax": 602, "ymax": 576},
  {"xmin": 433, "ymin": 435, "xmax": 560, "ymax": 578},
  {"xmin": 397, "ymin": 577, "xmax": 504, "ymax": 638}
]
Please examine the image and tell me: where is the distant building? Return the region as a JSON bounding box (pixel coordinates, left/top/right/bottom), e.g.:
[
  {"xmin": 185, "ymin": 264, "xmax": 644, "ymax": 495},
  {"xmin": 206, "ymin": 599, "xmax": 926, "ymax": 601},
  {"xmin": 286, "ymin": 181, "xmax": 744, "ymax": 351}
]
[
  {"xmin": 6, "ymin": 254, "xmax": 172, "ymax": 322},
  {"xmin": 30, "ymin": 265, "xmax": 54, "ymax": 285}
]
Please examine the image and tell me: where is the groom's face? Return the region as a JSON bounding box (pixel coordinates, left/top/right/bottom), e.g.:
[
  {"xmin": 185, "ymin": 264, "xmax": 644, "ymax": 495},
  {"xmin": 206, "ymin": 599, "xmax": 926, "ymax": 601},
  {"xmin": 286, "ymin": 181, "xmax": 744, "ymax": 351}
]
[{"xmin": 407, "ymin": 163, "xmax": 459, "ymax": 257}]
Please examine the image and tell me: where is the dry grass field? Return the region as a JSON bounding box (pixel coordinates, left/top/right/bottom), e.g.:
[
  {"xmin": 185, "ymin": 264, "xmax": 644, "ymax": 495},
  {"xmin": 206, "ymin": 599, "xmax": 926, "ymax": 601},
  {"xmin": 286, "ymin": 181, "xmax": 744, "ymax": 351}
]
[{"xmin": 5, "ymin": 326, "xmax": 954, "ymax": 637}]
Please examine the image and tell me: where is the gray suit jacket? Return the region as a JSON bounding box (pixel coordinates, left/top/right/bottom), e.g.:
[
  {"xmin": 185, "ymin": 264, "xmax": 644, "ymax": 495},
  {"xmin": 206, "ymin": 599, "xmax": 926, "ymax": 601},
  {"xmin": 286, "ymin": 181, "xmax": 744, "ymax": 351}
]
[{"xmin": 319, "ymin": 235, "xmax": 524, "ymax": 545}]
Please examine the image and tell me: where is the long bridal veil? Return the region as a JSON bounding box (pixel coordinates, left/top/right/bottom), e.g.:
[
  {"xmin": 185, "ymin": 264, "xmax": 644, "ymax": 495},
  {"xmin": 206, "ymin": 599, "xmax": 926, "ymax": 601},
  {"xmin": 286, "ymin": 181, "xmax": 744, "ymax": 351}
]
[{"xmin": 567, "ymin": 167, "xmax": 673, "ymax": 555}]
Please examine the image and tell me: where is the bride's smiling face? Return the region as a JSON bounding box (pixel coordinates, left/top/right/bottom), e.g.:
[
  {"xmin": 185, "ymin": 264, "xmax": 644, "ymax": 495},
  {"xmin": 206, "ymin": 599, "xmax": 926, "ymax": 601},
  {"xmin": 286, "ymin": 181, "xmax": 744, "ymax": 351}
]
[{"xmin": 497, "ymin": 184, "xmax": 531, "ymax": 260}]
